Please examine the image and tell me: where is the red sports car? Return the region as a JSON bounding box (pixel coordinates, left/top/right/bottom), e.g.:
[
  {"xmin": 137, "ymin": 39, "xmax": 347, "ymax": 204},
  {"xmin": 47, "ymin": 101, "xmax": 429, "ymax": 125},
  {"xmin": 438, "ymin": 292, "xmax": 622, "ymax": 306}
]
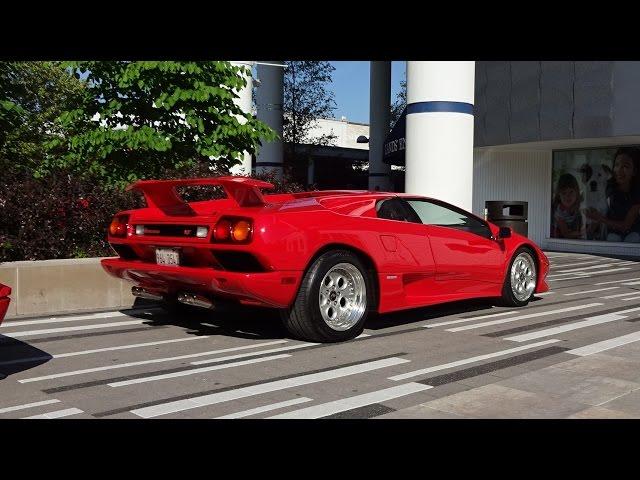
[
  {"xmin": 102, "ymin": 176, "xmax": 549, "ymax": 342},
  {"xmin": 0, "ymin": 283, "xmax": 11, "ymax": 325}
]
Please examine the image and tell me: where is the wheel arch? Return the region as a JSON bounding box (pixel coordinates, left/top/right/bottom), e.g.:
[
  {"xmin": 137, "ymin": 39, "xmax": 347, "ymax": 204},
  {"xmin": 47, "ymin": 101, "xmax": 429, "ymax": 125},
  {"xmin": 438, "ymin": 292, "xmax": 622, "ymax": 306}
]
[
  {"xmin": 303, "ymin": 243, "xmax": 380, "ymax": 312},
  {"xmin": 509, "ymin": 242, "xmax": 542, "ymax": 290}
]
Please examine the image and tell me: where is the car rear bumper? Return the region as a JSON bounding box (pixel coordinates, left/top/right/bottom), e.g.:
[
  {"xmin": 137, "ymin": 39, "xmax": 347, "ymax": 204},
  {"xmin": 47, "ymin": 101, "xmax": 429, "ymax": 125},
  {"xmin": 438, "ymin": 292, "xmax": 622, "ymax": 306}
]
[{"xmin": 101, "ymin": 258, "xmax": 302, "ymax": 308}]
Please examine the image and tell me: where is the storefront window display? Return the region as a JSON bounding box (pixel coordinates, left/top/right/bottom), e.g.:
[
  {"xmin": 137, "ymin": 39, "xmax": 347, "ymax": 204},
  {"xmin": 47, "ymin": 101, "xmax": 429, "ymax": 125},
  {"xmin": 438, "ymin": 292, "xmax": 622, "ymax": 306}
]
[{"xmin": 551, "ymin": 146, "xmax": 640, "ymax": 242}]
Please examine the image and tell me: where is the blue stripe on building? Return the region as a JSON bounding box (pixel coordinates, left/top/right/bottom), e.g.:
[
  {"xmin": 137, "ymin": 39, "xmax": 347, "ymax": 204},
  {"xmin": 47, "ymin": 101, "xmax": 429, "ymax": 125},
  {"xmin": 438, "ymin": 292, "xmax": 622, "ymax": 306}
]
[{"xmin": 407, "ymin": 101, "xmax": 474, "ymax": 115}]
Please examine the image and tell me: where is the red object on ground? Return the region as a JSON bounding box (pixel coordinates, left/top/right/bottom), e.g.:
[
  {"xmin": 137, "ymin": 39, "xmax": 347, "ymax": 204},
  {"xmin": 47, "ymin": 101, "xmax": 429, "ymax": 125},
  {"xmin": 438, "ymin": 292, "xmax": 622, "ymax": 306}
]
[
  {"xmin": 0, "ymin": 283, "xmax": 11, "ymax": 325},
  {"xmin": 102, "ymin": 176, "xmax": 549, "ymax": 315}
]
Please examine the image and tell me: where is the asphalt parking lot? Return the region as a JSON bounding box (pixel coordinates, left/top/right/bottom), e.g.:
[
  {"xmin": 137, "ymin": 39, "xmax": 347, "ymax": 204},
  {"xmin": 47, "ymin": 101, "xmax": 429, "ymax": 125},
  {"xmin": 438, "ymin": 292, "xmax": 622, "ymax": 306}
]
[{"xmin": 2, "ymin": 251, "xmax": 640, "ymax": 419}]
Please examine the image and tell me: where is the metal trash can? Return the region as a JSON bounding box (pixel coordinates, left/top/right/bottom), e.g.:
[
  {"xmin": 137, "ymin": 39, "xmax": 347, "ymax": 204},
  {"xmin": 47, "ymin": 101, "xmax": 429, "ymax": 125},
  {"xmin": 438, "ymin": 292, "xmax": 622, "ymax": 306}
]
[{"xmin": 484, "ymin": 201, "xmax": 528, "ymax": 237}]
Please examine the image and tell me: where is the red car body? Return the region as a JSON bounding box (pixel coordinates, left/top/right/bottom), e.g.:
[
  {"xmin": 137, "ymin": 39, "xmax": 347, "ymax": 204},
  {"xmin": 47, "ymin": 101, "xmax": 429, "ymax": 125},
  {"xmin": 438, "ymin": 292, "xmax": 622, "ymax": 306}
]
[
  {"xmin": 101, "ymin": 176, "xmax": 549, "ymax": 317},
  {"xmin": 0, "ymin": 283, "xmax": 11, "ymax": 325}
]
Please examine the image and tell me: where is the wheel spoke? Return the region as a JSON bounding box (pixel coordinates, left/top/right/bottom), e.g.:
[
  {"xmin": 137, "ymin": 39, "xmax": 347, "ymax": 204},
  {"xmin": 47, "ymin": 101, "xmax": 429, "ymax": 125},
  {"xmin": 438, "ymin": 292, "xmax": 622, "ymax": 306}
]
[
  {"xmin": 318, "ymin": 263, "xmax": 367, "ymax": 331},
  {"xmin": 510, "ymin": 252, "xmax": 537, "ymax": 302}
]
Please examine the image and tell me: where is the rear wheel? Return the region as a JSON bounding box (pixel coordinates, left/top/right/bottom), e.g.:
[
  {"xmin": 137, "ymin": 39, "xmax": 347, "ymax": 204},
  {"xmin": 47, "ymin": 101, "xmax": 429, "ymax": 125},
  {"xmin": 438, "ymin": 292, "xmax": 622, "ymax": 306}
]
[
  {"xmin": 501, "ymin": 248, "xmax": 537, "ymax": 307},
  {"xmin": 280, "ymin": 250, "xmax": 373, "ymax": 343}
]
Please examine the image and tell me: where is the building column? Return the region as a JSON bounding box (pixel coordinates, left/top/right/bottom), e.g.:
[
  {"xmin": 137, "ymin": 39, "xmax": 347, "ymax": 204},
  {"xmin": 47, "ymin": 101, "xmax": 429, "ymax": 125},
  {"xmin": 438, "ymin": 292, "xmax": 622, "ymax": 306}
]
[
  {"xmin": 229, "ymin": 61, "xmax": 254, "ymax": 176},
  {"xmin": 256, "ymin": 61, "xmax": 285, "ymax": 181},
  {"xmin": 368, "ymin": 61, "xmax": 392, "ymax": 191},
  {"xmin": 405, "ymin": 61, "xmax": 475, "ymax": 210},
  {"xmin": 307, "ymin": 158, "xmax": 315, "ymax": 186}
]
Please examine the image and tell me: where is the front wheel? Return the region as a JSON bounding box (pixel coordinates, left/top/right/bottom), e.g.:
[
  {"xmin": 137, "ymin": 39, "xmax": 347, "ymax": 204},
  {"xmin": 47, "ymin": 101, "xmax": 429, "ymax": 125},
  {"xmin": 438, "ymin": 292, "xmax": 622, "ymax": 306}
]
[
  {"xmin": 280, "ymin": 250, "xmax": 373, "ymax": 343},
  {"xmin": 500, "ymin": 248, "xmax": 538, "ymax": 307}
]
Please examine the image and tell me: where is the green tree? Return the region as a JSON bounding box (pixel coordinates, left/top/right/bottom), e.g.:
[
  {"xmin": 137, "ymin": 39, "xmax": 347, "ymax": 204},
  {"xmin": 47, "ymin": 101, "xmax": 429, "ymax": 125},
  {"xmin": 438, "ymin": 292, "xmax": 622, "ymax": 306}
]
[
  {"xmin": 283, "ymin": 61, "xmax": 337, "ymax": 152},
  {"xmin": 0, "ymin": 61, "xmax": 85, "ymax": 172},
  {"xmin": 44, "ymin": 61, "xmax": 276, "ymax": 188}
]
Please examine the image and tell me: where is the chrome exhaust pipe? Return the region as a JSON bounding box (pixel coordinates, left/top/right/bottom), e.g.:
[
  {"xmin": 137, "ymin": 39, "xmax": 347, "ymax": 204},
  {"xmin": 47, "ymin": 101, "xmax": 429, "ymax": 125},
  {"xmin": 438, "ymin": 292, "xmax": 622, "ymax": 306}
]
[
  {"xmin": 177, "ymin": 292, "xmax": 215, "ymax": 309},
  {"xmin": 131, "ymin": 286, "xmax": 164, "ymax": 301}
]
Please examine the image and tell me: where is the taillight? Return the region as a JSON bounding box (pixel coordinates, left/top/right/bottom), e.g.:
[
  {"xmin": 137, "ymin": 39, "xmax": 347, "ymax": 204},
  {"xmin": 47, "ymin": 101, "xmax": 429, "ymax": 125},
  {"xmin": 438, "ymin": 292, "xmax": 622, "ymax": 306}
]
[
  {"xmin": 109, "ymin": 215, "xmax": 130, "ymax": 238},
  {"xmin": 212, "ymin": 217, "xmax": 253, "ymax": 243},
  {"xmin": 213, "ymin": 219, "xmax": 232, "ymax": 241},
  {"xmin": 231, "ymin": 220, "xmax": 251, "ymax": 242}
]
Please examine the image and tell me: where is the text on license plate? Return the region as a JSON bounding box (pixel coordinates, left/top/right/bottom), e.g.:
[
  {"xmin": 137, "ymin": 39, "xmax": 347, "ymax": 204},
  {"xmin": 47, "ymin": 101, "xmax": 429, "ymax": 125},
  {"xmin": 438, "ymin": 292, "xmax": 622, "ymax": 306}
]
[{"xmin": 156, "ymin": 248, "xmax": 180, "ymax": 266}]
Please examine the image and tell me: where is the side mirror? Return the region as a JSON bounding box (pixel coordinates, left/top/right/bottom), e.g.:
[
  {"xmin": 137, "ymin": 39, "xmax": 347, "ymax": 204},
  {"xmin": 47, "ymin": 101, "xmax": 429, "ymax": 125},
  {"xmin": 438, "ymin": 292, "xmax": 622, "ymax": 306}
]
[{"xmin": 498, "ymin": 226, "xmax": 512, "ymax": 239}]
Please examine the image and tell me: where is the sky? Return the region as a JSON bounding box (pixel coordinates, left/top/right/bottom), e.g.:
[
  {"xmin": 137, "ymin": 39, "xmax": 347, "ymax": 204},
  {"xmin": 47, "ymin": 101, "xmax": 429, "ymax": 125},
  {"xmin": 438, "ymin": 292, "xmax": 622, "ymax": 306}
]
[{"xmin": 328, "ymin": 61, "xmax": 406, "ymax": 124}]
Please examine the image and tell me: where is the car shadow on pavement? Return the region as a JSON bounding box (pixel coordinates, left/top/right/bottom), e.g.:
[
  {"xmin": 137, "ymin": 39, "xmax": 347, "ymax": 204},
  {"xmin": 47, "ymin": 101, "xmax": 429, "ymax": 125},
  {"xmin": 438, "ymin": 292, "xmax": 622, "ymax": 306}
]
[
  {"xmin": 131, "ymin": 299, "xmax": 287, "ymax": 341},
  {"xmin": 0, "ymin": 337, "xmax": 52, "ymax": 379},
  {"xmin": 130, "ymin": 297, "xmax": 512, "ymax": 339}
]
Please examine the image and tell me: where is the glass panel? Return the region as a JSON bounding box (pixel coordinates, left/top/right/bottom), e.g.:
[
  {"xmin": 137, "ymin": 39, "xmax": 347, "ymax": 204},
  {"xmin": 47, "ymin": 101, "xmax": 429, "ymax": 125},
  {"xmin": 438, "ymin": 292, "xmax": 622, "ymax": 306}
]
[
  {"xmin": 405, "ymin": 199, "xmax": 491, "ymax": 238},
  {"xmin": 406, "ymin": 200, "xmax": 469, "ymax": 226},
  {"xmin": 551, "ymin": 146, "xmax": 640, "ymax": 243},
  {"xmin": 376, "ymin": 198, "xmax": 411, "ymax": 222}
]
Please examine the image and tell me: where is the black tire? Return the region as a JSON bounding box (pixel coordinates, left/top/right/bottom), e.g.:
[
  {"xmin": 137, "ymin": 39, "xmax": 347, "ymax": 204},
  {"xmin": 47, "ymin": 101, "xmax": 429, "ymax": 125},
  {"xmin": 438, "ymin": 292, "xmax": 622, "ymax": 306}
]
[
  {"xmin": 280, "ymin": 250, "xmax": 374, "ymax": 343},
  {"xmin": 500, "ymin": 247, "xmax": 538, "ymax": 307}
]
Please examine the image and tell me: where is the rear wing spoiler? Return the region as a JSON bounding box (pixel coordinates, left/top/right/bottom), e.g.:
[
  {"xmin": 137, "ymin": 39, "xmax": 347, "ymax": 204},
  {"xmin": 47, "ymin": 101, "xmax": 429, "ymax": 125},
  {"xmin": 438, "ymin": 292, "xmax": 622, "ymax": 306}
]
[{"xmin": 126, "ymin": 176, "xmax": 275, "ymax": 209}]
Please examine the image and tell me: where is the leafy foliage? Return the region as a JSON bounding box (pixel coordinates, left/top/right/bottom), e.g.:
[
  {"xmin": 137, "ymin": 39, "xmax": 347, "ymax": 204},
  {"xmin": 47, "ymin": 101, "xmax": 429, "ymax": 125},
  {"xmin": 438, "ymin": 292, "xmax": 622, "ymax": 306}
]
[
  {"xmin": 43, "ymin": 61, "xmax": 277, "ymax": 188},
  {"xmin": 283, "ymin": 61, "xmax": 337, "ymax": 148},
  {"xmin": 0, "ymin": 62, "xmax": 85, "ymax": 172},
  {"xmin": 0, "ymin": 164, "xmax": 306, "ymax": 262}
]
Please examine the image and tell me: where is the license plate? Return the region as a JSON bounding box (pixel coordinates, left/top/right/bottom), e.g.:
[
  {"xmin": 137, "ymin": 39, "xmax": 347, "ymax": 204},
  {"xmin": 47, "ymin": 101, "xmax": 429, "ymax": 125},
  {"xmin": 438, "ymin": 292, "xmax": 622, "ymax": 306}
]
[{"xmin": 156, "ymin": 248, "xmax": 180, "ymax": 266}]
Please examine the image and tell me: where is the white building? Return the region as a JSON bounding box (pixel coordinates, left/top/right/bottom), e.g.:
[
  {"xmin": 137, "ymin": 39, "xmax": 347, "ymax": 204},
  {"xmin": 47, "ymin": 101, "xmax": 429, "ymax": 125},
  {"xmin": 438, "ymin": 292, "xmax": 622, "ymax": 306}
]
[{"xmin": 306, "ymin": 117, "xmax": 369, "ymax": 151}]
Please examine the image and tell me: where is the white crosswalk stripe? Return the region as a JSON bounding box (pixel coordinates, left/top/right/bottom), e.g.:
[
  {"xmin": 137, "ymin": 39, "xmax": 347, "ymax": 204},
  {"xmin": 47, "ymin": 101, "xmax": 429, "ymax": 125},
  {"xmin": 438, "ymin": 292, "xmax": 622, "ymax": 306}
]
[
  {"xmin": 0, "ymin": 399, "xmax": 61, "ymax": 414},
  {"xmin": 3, "ymin": 320, "xmax": 147, "ymax": 338},
  {"xmin": 388, "ymin": 339, "xmax": 560, "ymax": 381},
  {"xmin": 0, "ymin": 311, "xmax": 128, "ymax": 328},
  {"xmin": 595, "ymin": 277, "xmax": 640, "ymax": 286},
  {"xmin": 556, "ymin": 263, "xmax": 631, "ymax": 274},
  {"xmin": 504, "ymin": 307, "xmax": 640, "ymax": 343},
  {"xmin": 268, "ymin": 383, "xmax": 433, "ymax": 419},
  {"xmin": 567, "ymin": 331, "xmax": 640, "ymax": 356},
  {"xmin": 55, "ymin": 336, "xmax": 210, "ymax": 358},
  {"xmin": 190, "ymin": 342, "xmax": 317, "ymax": 365},
  {"xmin": 215, "ymin": 397, "xmax": 314, "ymax": 419},
  {"xmin": 446, "ymin": 303, "xmax": 603, "ymax": 332},
  {"xmin": 18, "ymin": 340, "xmax": 288, "ymax": 383},
  {"xmin": 602, "ymin": 291, "xmax": 640, "ymax": 299},
  {"xmin": 23, "ymin": 407, "xmax": 84, "ymax": 419},
  {"xmin": 424, "ymin": 311, "xmax": 517, "ymax": 329},
  {"xmin": 550, "ymin": 260, "xmax": 609, "ymax": 268},
  {"xmin": 563, "ymin": 287, "xmax": 620, "ymax": 296},
  {"xmin": 549, "ymin": 276, "xmax": 590, "ymax": 282},
  {"xmin": 130, "ymin": 357, "xmax": 410, "ymax": 418},
  {"xmin": 108, "ymin": 354, "xmax": 292, "ymax": 387},
  {"xmin": 0, "ymin": 337, "xmax": 211, "ymax": 367}
]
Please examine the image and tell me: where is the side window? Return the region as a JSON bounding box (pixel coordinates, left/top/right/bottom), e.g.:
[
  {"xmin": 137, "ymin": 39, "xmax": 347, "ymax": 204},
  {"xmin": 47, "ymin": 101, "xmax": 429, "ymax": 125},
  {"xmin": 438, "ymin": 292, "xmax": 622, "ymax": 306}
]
[
  {"xmin": 376, "ymin": 198, "xmax": 415, "ymax": 222},
  {"xmin": 404, "ymin": 199, "xmax": 492, "ymax": 238}
]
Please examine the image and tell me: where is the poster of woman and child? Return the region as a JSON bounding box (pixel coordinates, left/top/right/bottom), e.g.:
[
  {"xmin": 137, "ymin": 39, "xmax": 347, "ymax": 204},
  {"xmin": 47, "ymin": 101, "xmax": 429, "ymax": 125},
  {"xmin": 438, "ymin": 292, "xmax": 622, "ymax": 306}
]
[{"xmin": 551, "ymin": 146, "xmax": 640, "ymax": 242}]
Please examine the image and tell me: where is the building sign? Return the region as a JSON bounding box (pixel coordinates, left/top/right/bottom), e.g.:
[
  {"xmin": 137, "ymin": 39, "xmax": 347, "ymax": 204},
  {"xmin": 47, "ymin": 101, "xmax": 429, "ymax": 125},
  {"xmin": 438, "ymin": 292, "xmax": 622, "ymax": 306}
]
[
  {"xmin": 551, "ymin": 146, "xmax": 640, "ymax": 242},
  {"xmin": 383, "ymin": 106, "xmax": 406, "ymax": 166}
]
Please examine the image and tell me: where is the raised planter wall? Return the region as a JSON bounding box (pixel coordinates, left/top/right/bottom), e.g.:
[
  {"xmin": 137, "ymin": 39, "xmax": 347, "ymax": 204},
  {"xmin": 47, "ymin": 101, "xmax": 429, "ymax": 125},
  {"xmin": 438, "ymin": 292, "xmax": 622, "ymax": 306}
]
[{"xmin": 0, "ymin": 257, "xmax": 135, "ymax": 319}]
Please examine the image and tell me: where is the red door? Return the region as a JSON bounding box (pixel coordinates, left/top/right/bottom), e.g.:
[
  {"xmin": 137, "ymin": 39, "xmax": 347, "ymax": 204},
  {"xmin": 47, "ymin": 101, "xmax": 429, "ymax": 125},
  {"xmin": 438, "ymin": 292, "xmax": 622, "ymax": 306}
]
[
  {"xmin": 401, "ymin": 198, "xmax": 506, "ymax": 289},
  {"xmin": 423, "ymin": 224, "xmax": 505, "ymax": 284}
]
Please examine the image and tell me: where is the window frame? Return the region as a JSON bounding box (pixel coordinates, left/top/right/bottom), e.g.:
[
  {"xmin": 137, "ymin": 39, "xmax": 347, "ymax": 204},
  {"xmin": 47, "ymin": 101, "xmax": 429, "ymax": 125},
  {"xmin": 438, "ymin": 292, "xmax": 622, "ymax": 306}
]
[{"xmin": 400, "ymin": 197, "xmax": 494, "ymax": 240}]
